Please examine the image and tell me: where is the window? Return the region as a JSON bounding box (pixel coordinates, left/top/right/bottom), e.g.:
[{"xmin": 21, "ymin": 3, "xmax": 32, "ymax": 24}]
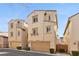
[
  {"xmin": 44, "ymin": 13, "xmax": 47, "ymax": 16},
  {"xmin": 74, "ymin": 42, "xmax": 76, "ymax": 45},
  {"xmin": 18, "ymin": 31, "xmax": 20, "ymax": 36},
  {"xmin": 32, "ymin": 15, "xmax": 38, "ymax": 23},
  {"xmin": 46, "ymin": 26, "xmax": 51, "ymax": 33},
  {"xmin": 10, "ymin": 32, "xmax": 13, "ymax": 37},
  {"xmin": 11, "ymin": 23, "xmax": 13, "ymax": 28},
  {"xmin": 49, "ymin": 15, "xmax": 51, "ymax": 21},
  {"xmin": 17, "ymin": 21, "xmax": 20, "ymax": 24},
  {"xmin": 31, "ymin": 28, "xmax": 38, "ymax": 35}
]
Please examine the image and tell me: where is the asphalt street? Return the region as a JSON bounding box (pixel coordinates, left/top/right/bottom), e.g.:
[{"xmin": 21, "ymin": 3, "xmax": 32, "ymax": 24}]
[
  {"xmin": 0, "ymin": 48, "xmax": 70, "ymax": 56},
  {"xmin": 0, "ymin": 48, "xmax": 53, "ymax": 56}
]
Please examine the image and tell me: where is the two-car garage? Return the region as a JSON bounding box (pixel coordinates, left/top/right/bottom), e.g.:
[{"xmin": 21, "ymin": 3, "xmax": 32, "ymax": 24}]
[{"xmin": 30, "ymin": 41, "xmax": 50, "ymax": 52}]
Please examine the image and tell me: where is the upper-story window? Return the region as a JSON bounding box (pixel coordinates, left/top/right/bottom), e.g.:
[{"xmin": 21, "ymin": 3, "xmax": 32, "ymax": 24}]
[
  {"xmin": 10, "ymin": 32, "xmax": 13, "ymax": 37},
  {"xmin": 49, "ymin": 15, "xmax": 51, "ymax": 21},
  {"xmin": 31, "ymin": 28, "xmax": 38, "ymax": 36},
  {"xmin": 44, "ymin": 13, "xmax": 51, "ymax": 21},
  {"xmin": 46, "ymin": 26, "xmax": 51, "ymax": 33},
  {"xmin": 32, "ymin": 15, "xmax": 38, "ymax": 23},
  {"xmin": 18, "ymin": 31, "xmax": 20, "ymax": 36},
  {"xmin": 11, "ymin": 23, "xmax": 13, "ymax": 28},
  {"xmin": 44, "ymin": 13, "xmax": 47, "ymax": 16}
]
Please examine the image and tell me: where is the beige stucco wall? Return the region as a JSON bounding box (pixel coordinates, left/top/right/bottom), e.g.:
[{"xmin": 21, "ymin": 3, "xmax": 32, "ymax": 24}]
[
  {"xmin": 63, "ymin": 21, "xmax": 72, "ymax": 53},
  {"xmin": 70, "ymin": 14, "xmax": 79, "ymax": 51},
  {"xmin": 63, "ymin": 14, "xmax": 79, "ymax": 53},
  {"xmin": 27, "ymin": 10, "xmax": 58, "ymax": 51}
]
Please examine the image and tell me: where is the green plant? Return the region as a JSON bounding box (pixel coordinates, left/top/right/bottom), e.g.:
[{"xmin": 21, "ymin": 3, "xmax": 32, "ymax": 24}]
[
  {"xmin": 16, "ymin": 46, "xmax": 22, "ymax": 50},
  {"xmin": 72, "ymin": 51, "xmax": 79, "ymax": 56},
  {"xmin": 49, "ymin": 48, "xmax": 54, "ymax": 53},
  {"xmin": 23, "ymin": 47, "xmax": 30, "ymax": 51},
  {"xmin": 59, "ymin": 49, "xmax": 65, "ymax": 53}
]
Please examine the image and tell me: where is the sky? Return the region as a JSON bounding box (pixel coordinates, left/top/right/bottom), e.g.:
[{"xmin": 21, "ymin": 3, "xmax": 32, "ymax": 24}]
[{"xmin": 0, "ymin": 3, "xmax": 79, "ymax": 37}]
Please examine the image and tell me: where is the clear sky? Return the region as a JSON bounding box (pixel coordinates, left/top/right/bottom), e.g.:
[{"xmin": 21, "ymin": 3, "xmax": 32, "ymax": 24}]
[{"xmin": 0, "ymin": 3, "xmax": 79, "ymax": 37}]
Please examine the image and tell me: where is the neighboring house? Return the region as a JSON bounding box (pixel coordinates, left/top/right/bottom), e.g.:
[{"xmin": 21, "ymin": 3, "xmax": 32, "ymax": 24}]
[
  {"xmin": 0, "ymin": 35, "xmax": 8, "ymax": 48},
  {"xmin": 27, "ymin": 10, "xmax": 58, "ymax": 52},
  {"xmin": 0, "ymin": 32, "xmax": 8, "ymax": 37},
  {"xmin": 56, "ymin": 37, "xmax": 64, "ymax": 45},
  {"xmin": 0, "ymin": 32, "xmax": 8, "ymax": 48},
  {"xmin": 8, "ymin": 19, "xmax": 28, "ymax": 49},
  {"xmin": 56, "ymin": 37, "xmax": 68, "ymax": 53},
  {"xmin": 63, "ymin": 13, "xmax": 79, "ymax": 54}
]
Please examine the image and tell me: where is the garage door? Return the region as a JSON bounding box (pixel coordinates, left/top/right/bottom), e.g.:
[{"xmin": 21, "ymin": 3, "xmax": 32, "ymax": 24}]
[
  {"xmin": 31, "ymin": 41, "xmax": 50, "ymax": 52},
  {"xmin": 0, "ymin": 44, "xmax": 2, "ymax": 48}
]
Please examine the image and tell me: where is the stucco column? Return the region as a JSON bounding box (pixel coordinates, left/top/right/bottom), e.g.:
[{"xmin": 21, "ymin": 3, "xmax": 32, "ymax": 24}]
[{"xmin": 50, "ymin": 22, "xmax": 56, "ymax": 52}]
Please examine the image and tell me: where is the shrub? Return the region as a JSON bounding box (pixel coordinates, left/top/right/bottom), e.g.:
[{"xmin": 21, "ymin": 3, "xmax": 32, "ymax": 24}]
[
  {"xmin": 59, "ymin": 49, "xmax": 65, "ymax": 53},
  {"xmin": 17, "ymin": 46, "xmax": 22, "ymax": 50},
  {"xmin": 72, "ymin": 51, "xmax": 79, "ymax": 56},
  {"xmin": 23, "ymin": 47, "xmax": 30, "ymax": 51},
  {"xmin": 49, "ymin": 48, "xmax": 54, "ymax": 53}
]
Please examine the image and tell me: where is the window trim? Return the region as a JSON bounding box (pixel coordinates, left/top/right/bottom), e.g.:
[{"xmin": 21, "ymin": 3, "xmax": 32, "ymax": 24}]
[
  {"xmin": 32, "ymin": 15, "xmax": 38, "ymax": 23},
  {"xmin": 49, "ymin": 15, "xmax": 51, "ymax": 21},
  {"xmin": 31, "ymin": 27, "xmax": 38, "ymax": 36},
  {"xmin": 18, "ymin": 31, "xmax": 20, "ymax": 36},
  {"xmin": 46, "ymin": 26, "xmax": 51, "ymax": 33},
  {"xmin": 10, "ymin": 32, "xmax": 13, "ymax": 37}
]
